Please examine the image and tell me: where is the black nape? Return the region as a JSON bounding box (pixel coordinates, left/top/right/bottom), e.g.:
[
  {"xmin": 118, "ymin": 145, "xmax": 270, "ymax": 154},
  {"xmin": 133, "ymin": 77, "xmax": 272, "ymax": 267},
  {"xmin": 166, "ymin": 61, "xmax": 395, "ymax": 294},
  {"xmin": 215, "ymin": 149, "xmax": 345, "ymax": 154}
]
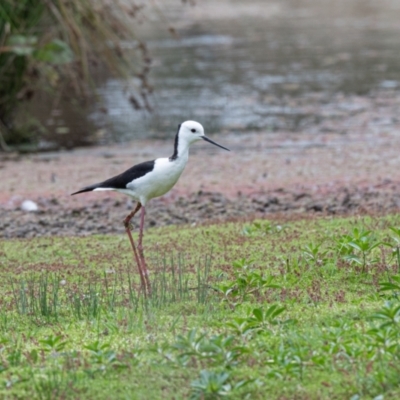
[{"xmin": 169, "ymin": 123, "xmax": 181, "ymax": 161}]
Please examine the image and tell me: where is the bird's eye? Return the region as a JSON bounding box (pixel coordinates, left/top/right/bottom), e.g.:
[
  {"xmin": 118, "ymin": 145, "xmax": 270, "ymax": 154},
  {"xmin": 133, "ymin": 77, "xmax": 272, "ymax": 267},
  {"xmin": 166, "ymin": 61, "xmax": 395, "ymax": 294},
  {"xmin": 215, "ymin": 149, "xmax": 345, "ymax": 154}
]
[{"xmin": 191, "ymin": 129, "xmax": 196, "ymax": 133}]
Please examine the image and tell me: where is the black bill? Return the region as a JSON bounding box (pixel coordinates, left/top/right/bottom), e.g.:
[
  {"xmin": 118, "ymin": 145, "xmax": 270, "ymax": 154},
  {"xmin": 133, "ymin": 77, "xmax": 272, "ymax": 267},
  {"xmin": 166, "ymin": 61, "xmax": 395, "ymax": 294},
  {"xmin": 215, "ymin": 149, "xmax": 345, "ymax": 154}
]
[{"xmin": 202, "ymin": 136, "xmax": 230, "ymax": 151}]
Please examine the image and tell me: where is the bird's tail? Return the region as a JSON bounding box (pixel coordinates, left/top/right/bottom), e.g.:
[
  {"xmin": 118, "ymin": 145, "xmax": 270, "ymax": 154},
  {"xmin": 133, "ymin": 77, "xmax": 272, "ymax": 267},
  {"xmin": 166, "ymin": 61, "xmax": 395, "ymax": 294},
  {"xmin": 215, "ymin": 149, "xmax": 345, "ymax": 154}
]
[{"xmin": 71, "ymin": 184, "xmax": 99, "ymax": 196}]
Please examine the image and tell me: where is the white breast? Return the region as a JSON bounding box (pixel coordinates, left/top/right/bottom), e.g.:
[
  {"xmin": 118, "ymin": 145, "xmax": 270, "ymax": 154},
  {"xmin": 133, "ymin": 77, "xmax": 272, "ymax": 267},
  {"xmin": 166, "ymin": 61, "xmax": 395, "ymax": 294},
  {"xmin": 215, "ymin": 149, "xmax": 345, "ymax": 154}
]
[{"xmin": 123, "ymin": 156, "xmax": 188, "ymax": 205}]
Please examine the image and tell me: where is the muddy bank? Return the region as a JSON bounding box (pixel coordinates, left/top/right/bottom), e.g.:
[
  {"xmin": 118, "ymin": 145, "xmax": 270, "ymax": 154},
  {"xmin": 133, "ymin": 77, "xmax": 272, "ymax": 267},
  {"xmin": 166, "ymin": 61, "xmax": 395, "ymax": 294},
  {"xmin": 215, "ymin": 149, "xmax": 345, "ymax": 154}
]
[
  {"xmin": 2, "ymin": 181, "xmax": 400, "ymax": 239},
  {"xmin": 2, "ymin": 88, "xmax": 400, "ymax": 239}
]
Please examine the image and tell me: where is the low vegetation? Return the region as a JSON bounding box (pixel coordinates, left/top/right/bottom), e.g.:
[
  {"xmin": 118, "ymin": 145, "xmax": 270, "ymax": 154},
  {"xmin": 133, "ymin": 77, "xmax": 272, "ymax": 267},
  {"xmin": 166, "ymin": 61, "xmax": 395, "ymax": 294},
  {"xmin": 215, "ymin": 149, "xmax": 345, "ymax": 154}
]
[{"xmin": 1, "ymin": 214, "xmax": 400, "ymax": 398}]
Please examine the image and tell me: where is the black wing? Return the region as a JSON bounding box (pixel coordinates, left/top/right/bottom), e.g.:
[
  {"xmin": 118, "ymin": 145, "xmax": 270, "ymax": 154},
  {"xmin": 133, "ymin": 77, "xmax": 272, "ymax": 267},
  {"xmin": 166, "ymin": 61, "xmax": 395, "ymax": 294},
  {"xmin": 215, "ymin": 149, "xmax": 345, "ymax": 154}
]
[{"xmin": 71, "ymin": 160, "xmax": 155, "ymax": 195}]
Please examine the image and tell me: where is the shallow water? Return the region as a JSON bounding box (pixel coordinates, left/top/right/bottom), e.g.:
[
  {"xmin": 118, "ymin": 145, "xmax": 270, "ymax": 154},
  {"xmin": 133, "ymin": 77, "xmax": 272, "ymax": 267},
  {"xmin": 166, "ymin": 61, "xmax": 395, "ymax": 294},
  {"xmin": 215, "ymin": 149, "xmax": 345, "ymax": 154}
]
[{"xmin": 37, "ymin": 0, "xmax": 400, "ymax": 146}]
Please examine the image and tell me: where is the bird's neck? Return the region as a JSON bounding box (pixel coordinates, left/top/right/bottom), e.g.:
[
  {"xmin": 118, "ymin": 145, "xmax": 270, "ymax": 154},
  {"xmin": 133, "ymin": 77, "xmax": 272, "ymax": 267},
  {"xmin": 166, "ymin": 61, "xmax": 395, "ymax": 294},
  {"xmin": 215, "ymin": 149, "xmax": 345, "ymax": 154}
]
[{"xmin": 169, "ymin": 133, "xmax": 189, "ymax": 162}]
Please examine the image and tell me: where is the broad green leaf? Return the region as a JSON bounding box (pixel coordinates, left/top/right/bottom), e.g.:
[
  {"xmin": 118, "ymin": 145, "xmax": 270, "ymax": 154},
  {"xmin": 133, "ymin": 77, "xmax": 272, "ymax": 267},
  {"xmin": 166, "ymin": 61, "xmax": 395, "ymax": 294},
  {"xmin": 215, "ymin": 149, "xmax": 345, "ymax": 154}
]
[{"xmin": 252, "ymin": 308, "xmax": 263, "ymax": 322}]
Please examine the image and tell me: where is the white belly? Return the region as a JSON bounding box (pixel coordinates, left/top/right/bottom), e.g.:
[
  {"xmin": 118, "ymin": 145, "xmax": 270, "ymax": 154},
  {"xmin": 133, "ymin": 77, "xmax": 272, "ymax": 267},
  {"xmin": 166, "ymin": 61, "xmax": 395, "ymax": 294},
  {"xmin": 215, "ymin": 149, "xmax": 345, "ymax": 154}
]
[{"xmin": 122, "ymin": 157, "xmax": 187, "ymax": 204}]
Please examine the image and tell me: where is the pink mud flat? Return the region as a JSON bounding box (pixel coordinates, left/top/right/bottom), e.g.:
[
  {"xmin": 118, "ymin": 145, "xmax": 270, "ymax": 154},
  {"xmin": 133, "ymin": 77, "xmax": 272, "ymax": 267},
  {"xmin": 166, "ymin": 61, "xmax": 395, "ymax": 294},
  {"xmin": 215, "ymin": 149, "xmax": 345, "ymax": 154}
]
[{"xmin": 1, "ymin": 91, "xmax": 400, "ymax": 231}]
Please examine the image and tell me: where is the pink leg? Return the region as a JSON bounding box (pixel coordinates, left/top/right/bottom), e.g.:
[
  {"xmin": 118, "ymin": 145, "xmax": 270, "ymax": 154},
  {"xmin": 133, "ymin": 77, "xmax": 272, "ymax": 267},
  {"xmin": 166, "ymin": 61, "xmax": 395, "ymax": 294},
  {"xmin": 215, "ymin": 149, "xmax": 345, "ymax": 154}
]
[
  {"xmin": 138, "ymin": 206, "xmax": 151, "ymax": 295},
  {"xmin": 124, "ymin": 203, "xmax": 146, "ymax": 294}
]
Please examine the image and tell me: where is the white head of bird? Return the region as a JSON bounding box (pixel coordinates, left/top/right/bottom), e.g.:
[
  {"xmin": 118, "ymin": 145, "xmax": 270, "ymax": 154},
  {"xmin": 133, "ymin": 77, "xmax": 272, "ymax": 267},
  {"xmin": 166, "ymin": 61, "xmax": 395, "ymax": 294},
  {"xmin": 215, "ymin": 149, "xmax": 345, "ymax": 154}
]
[
  {"xmin": 178, "ymin": 120, "xmax": 205, "ymax": 143},
  {"xmin": 173, "ymin": 120, "xmax": 229, "ymax": 159}
]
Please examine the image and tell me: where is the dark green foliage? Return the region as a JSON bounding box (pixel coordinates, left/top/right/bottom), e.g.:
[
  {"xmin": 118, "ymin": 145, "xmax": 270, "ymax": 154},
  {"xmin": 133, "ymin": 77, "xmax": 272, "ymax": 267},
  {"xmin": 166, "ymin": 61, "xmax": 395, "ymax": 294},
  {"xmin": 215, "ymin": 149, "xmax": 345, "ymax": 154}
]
[
  {"xmin": 0, "ymin": 1, "xmax": 45, "ymax": 124},
  {"xmin": 0, "ymin": 0, "xmax": 146, "ymax": 148}
]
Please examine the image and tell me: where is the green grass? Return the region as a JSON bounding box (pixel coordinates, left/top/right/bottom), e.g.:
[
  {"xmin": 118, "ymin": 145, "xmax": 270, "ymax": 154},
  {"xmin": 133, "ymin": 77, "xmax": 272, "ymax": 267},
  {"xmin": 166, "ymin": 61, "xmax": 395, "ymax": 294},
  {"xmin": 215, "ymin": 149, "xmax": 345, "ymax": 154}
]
[{"xmin": 1, "ymin": 214, "xmax": 400, "ymax": 399}]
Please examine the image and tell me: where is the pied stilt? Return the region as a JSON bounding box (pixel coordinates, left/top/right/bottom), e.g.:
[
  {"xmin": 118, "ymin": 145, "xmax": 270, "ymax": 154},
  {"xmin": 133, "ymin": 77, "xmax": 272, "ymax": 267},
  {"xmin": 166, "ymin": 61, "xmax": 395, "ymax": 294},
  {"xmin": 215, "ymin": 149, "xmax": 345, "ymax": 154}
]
[{"xmin": 71, "ymin": 121, "xmax": 230, "ymax": 296}]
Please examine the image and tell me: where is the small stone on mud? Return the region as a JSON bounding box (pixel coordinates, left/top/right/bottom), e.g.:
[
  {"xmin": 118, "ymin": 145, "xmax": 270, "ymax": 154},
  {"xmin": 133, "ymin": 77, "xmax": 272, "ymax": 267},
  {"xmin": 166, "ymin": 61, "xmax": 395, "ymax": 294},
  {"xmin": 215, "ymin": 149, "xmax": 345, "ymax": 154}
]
[{"xmin": 21, "ymin": 200, "xmax": 39, "ymax": 212}]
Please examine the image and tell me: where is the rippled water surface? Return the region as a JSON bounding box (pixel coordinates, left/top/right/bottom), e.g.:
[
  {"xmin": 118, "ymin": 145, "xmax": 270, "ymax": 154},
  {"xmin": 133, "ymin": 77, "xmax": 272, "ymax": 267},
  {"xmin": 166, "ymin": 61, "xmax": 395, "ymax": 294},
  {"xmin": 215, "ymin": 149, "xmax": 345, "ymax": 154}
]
[{"xmin": 72, "ymin": 0, "xmax": 400, "ymax": 142}]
